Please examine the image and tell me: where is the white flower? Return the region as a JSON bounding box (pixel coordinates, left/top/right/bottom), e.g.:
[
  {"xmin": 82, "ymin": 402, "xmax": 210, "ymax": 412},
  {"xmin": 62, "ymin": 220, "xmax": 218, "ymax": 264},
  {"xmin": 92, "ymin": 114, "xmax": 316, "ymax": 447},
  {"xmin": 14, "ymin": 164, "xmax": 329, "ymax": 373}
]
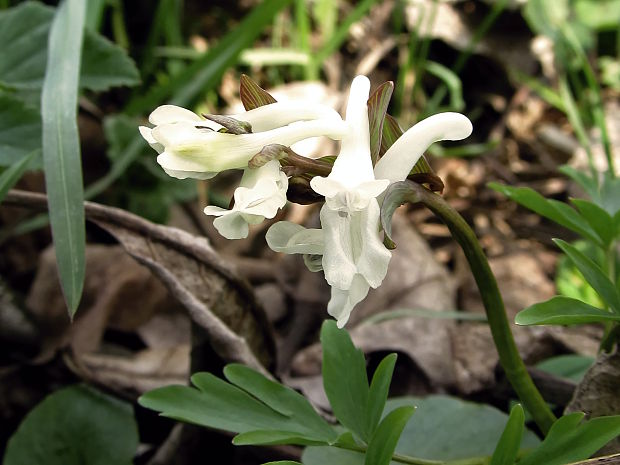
[
  {"xmin": 267, "ymin": 76, "xmax": 473, "ymax": 328},
  {"xmin": 139, "ymin": 103, "xmax": 348, "ymax": 180},
  {"xmin": 203, "ymin": 160, "xmax": 288, "ymax": 239},
  {"xmin": 268, "ymin": 76, "xmax": 392, "ymax": 327}
]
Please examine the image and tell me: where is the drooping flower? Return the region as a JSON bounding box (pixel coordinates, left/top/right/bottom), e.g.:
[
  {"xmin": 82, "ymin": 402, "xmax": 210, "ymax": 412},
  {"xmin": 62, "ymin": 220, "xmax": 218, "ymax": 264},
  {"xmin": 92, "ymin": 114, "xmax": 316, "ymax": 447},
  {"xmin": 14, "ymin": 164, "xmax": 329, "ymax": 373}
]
[
  {"xmin": 267, "ymin": 76, "xmax": 473, "ymax": 327},
  {"xmin": 139, "ymin": 102, "xmax": 348, "ymax": 180},
  {"xmin": 268, "ymin": 76, "xmax": 392, "ymax": 327},
  {"xmin": 203, "ymin": 160, "xmax": 288, "ymax": 239}
]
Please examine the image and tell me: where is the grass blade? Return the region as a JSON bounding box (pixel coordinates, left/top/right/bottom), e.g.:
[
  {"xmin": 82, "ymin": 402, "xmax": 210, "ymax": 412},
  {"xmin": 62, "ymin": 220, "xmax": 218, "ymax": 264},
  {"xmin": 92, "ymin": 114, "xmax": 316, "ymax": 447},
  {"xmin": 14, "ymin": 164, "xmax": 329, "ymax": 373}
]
[
  {"xmin": 41, "ymin": 0, "xmax": 86, "ymax": 317},
  {"xmin": 0, "ymin": 151, "xmax": 38, "ymax": 204}
]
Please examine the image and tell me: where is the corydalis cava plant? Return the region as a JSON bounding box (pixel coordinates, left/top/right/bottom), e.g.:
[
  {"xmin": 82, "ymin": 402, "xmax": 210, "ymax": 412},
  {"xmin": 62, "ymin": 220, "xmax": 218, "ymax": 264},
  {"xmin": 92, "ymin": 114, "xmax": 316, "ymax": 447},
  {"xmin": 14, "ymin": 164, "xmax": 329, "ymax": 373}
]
[
  {"xmin": 267, "ymin": 76, "xmax": 472, "ymax": 327},
  {"xmin": 139, "ymin": 75, "xmax": 472, "ymax": 327}
]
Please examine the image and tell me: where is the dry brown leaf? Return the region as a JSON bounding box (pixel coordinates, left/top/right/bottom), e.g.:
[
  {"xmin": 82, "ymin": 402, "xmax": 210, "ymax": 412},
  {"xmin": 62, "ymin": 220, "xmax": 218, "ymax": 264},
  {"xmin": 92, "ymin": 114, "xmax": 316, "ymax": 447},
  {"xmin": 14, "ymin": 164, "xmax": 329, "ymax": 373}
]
[{"xmin": 4, "ymin": 190, "xmax": 275, "ymax": 374}]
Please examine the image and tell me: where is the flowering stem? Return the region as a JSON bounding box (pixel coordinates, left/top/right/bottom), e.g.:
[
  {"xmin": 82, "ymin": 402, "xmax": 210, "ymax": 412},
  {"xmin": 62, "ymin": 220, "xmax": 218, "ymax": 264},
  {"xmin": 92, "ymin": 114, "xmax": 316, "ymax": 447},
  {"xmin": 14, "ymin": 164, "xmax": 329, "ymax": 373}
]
[{"xmin": 381, "ymin": 181, "xmax": 556, "ymax": 434}]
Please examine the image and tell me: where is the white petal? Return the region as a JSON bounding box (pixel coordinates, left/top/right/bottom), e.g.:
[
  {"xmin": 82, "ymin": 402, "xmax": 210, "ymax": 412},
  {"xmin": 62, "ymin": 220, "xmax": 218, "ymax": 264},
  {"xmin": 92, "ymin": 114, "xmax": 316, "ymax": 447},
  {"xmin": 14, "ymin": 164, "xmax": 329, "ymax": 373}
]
[
  {"xmin": 203, "ymin": 205, "xmax": 229, "ymax": 217},
  {"xmin": 266, "ymin": 222, "xmax": 324, "ymax": 255},
  {"xmin": 138, "ymin": 126, "xmax": 164, "ymax": 152},
  {"xmin": 157, "ymin": 151, "xmax": 218, "ymax": 179},
  {"xmin": 153, "ymin": 119, "xmax": 348, "ymax": 174},
  {"xmin": 233, "ymin": 102, "xmax": 343, "ymax": 132},
  {"xmin": 326, "ymin": 75, "xmax": 375, "ymax": 187},
  {"xmin": 374, "ymin": 112, "xmax": 472, "ymax": 183},
  {"xmin": 327, "ymin": 274, "xmax": 370, "ymax": 328},
  {"xmin": 353, "ymin": 199, "xmax": 391, "ymax": 288},
  {"xmin": 212, "ymin": 213, "xmax": 251, "ymax": 239},
  {"xmin": 319, "ymin": 206, "xmax": 359, "ymax": 290},
  {"xmin": 311, "ymin": 177, "xmax": 389, "ymax": 211},
  {"xmin": 149, "ymin": 105, "xmax": 203, "ymax": 125}
]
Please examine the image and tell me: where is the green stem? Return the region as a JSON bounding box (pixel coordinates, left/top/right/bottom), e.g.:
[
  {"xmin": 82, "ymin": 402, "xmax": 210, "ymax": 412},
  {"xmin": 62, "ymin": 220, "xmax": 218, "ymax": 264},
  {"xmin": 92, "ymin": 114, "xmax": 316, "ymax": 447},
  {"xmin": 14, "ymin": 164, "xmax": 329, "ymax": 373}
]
[
  {"xmin": 334, "ymin": 441, "xmax": 489, "ymax": 465},
  {"xmin": 383, "ymin": 182, "xmax": 556, "ymax": 434}
]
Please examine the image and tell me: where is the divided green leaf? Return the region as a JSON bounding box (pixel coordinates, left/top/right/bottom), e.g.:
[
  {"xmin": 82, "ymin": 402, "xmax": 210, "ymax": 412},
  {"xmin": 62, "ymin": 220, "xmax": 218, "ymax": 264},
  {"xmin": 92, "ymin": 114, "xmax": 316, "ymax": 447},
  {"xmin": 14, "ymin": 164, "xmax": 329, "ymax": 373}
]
[
  {"xmin": 488, "ymin": 183, "xmax": 601, "ymax": 245},
  {"xmin": 364, "ymin": 353, "xmax": 397, "ymax": 438},
  {"xmin": 490, "ymin": 404, "xmax": 525, "ymax": 465},
  {"xmin": 4, "ymin": 385, "xmax": 138, "ymax": 465},
  {"xmin": 554, "ymin": 239, "xmax": 620, "ymax": 312},
  {"xmin": 321, "ymin": 320, "xmax": 371, "ymax": 442},
  {"xmin": 518, "ymin": 413, "xmax": 620, "ymax": 465},
  {"xmin": 516, "ymin": 296, "xmax": 620, "ymax": 326},
  {"xmin": 364, "ymin": 406, "xmax": 415, "ymax": 465},
  {"xmin": 139, "ymin": 369, "xmax": 337, "ymax": 446},
  {"xmin": 570, "ymin": 199, "xmax": 616, "ymax": 247}
]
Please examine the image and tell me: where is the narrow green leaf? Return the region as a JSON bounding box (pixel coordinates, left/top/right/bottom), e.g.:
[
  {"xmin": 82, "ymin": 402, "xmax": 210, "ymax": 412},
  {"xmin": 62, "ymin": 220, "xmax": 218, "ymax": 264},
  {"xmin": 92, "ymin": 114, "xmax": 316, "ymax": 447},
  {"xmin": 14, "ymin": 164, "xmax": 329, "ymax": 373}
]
[
  {"xmin": 570, "ymin": 199, "xmax": 615, "ymax": 247},
  {"xmin": 41, "ymin": 0, "xmax": 86, "ymax": 317},
  {"xmin": 365, "ymin": 353, "xmax": 397, "ymax": 438},
  {"xmin": 558, "ymin": 165, "xmax": 599, "ymax": 201},
  {"xmin": 224, "ymin": 364, "xmax": 336, "ymax": 442},
  {"xmin": 140, "ymin": 375, "xmax": 286, "ymax": 434},
  {"xmin": 364, "ymin": 406, "xmax": 415, "ymax": 465},
  {"xmin": 127, "ymin": 0, "xmax": 292, "ymax": 113},
  {"xmin": 4, "ymin": 385, "xmax": 138, "ymax": 465},
  {"xmin": 321, "ymin": 320, "xmax": 370, "ymax": 441},
  {"xmin": 518, "ymin": 413, "xmax": 620, "ymax": 465},
  {"xmin": 488, "ymin": 183, "xmax": 601, "ymax": 245},
  {"xmin": 554, "ymin": 239, "xmax": 620, "ymax": 312},
  {"xmin": 536, "ymin": 355, "xmax": 594, "ymax": 383},
  {"xmin": 490, "ymin": 404, "xmax": 524, "ymax": 465},
  {"xmin": 515, "ymin": 296, "xmax": 620, "ymax": 326},
  {"xmin": 0, "ymin": 150, "xmax": 38, "ymax": 204},
  {"xmin": 423, "ymin": 61, "xmax": 464, "ymax": 111},
  {"xmin": 140, "ymin": 372, "xmax": 334, "ymax": 443},
  {"xmin": 262, "ymin": 462, "xmax": 303, "ymax": 465},
  {"xmin": 367, "ymin": 81, "xmax": 393, "ymax": 165},
  {"xmin": 233, "ymin": 430, "xmax": 328, "ymax": 446},
  {"xmin": 0, "ymin": 94, "xmax": 42, "ymax": 168},
  {"xmin": 239, "ymin": 74, "xmax": 277, "ymax": 110}
]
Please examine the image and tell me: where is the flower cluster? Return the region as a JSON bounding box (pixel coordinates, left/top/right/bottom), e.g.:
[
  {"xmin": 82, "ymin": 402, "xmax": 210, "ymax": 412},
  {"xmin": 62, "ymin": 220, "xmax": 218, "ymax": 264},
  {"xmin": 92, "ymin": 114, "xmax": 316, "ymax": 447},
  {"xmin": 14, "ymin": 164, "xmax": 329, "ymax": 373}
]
[{"xmin": 140, "ymin": 76, "xmax": 472, "ymax": 327}]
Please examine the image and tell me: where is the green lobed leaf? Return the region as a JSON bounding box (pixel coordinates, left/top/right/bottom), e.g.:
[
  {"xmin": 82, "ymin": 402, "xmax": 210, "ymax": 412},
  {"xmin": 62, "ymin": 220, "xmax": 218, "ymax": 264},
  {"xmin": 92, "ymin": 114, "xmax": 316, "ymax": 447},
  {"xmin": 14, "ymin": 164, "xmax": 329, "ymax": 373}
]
[
  {"xmin": 518, "ymin": 413, "xmax": 620, "ymax": 465},
  {"xmin": 554, "ymin": 239, "xmax": 620, "ymax": 312},
  {"xmin": 599, "ymin": 175, "xmax": 620, "ymax": 217},
  {"xmin": 239, "ymin": 74, "xmax": 278, "ymax": 110},
  {"xmin": 140, "ymin": 371, "xmax": 334, "ymax": 444},
  {"xmin": 364, "ymin": 353, "xmax": 397, "ymax": 439},
  {"xmin": 0, "ymin": 1, "xmax": 139, "ymax": 96},
  {"xmin": 488, "ymin": 183, "xmax": 601, "ymax": 245},
  {"xmin": 233, "ymin": 430, "xmax": 327, "ymax": 446},
  {"xmin": 3, "ymin": 385, "xmax": 138, "ymax": 465},
  {"xmin": 536, "ymin": 355, "xmax": 594, "ymax": 383},
  {"xmin": 490, "ymin": 404, "xmax": 525, "ymax": 465},
  {"xmin": 575, "ymin": 0, "xmax": 620, "ymax": 30},
  {"xmin": 364, "ymin": 406, "xmax": 415, "ymax": 465},
  {"xmin": 0, "ymin": 150, "xmax": 38, "ymax": 204},
  {"xmin": 321, "ymin": 320, "xmax": 370, "ymax": 442},
  {"xmin": 515, "ymin": 296, "xmax": 620, "ymax": 326},
  {"xmin": 367, "ymin": 81, "xmax": 393, "ymax": 165},
  {"xmin": 224, "ymin": 364, "xmax": 336, "ymax": 442},
  {"xmin": 303, "ymin": 395, "xmax": 540, "ymax": 464},
  {"xmin": 0, "ymin": 93, "xmax": 42, "ymax": 168},
  {"xmin": 570, "ymin": 199, "xmax": 615, "ymax": 247},
  {"xmin": 558, "ymin": 165, "xmax": 599, "ymax": 201},
  {"xmin": 41, "ymin": 0, "xmax": 86, "ymax": 317}
]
